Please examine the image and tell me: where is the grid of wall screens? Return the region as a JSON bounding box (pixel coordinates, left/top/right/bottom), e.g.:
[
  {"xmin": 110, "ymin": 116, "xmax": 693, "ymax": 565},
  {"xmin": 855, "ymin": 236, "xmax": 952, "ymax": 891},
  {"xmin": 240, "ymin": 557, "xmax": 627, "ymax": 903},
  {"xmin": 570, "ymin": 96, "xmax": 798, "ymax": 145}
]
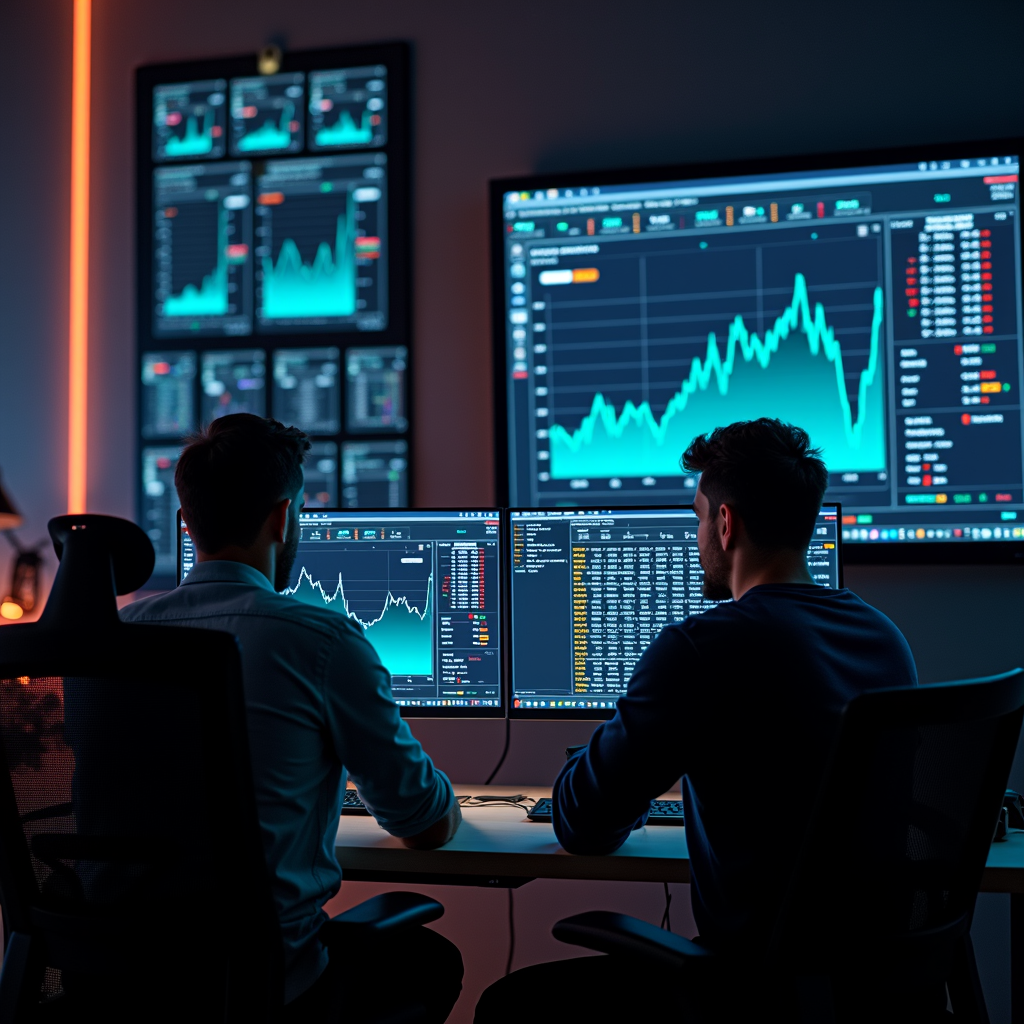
[{"xmin": 137, "ymin": 45, "xmax": 411, "ymax": 583}]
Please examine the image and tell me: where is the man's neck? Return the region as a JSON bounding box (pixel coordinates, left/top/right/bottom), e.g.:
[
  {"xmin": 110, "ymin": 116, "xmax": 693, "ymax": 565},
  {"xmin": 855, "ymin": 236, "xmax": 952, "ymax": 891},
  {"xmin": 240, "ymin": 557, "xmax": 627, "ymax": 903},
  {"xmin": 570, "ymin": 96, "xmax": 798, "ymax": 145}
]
[
  {"xmin": 729, "ymin": 549, "xmax": 816, "ymax": 601},
  {"xmin": 196, "ymin": 546, "xmax": 275, "ymax": 587}
]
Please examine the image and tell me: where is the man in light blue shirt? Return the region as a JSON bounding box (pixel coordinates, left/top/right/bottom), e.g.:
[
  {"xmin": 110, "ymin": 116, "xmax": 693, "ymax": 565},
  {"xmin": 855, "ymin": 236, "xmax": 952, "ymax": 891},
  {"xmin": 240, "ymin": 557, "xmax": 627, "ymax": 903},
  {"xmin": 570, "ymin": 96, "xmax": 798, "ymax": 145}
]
[{"xmin": 123, "ymin": 414, "xmax": 462, "ymax": 1021}]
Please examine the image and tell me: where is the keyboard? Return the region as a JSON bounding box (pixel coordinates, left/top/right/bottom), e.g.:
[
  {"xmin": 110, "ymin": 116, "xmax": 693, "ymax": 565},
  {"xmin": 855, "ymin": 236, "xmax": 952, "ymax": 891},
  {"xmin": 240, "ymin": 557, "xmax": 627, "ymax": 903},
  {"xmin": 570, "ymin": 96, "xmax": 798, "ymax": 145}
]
[
  {"xmin": 527, "ymin": 797, "xmax": 684, "ymax": 826},
  {"xmin": 341, "ymin": 790, "xmax": 370, "ymax": 816}
]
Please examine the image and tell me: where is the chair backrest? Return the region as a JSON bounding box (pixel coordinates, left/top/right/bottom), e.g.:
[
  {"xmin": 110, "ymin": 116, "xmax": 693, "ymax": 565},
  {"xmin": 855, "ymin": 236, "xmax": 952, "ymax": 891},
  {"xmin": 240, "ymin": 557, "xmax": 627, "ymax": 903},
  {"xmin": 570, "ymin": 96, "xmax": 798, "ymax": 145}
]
[
  {"xmin": 0, "ymin": 515, "xmax": 283, "ymax": 1020},
  {"xmin": 771, "ymin": 669, "xmax": 1024, "ymax": 985}
]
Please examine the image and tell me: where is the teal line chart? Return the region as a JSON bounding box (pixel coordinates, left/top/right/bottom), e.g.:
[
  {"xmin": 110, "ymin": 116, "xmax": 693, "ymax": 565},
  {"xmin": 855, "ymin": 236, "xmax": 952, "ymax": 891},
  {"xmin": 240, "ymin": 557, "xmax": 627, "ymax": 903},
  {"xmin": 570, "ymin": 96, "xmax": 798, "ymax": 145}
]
[
  {"xmin": 238, "ymin": 101, "xmax": 295, "ymax": 152},
  {"xmin": 548, "ymin": 273, "xmax": 885, "ymax": 478},
  {"xmin": 165, "ymin": 108, "xmax": 215, "ymax": 158},
  {"xmin": 316, "ymin": 109, "xmax": 373, "ymax": 148},
  {"xmin": 261, "ymin": 191, "xmax": 358, "ymax": 319},
  {"xmin": 163, "ymin": 204, "xmax": 230, "ymax": 318},
  {"xmin": 285, "ymin": 560, "xmax": 433, "ymax": 677}
]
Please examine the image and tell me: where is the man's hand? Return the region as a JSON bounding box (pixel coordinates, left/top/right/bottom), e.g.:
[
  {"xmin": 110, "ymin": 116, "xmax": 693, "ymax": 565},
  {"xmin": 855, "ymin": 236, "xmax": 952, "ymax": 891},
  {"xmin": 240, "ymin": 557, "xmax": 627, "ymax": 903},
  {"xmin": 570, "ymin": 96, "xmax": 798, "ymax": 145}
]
[{"xmin": 401, "ymin": 800, "xmax": 462, "ymax": 850}]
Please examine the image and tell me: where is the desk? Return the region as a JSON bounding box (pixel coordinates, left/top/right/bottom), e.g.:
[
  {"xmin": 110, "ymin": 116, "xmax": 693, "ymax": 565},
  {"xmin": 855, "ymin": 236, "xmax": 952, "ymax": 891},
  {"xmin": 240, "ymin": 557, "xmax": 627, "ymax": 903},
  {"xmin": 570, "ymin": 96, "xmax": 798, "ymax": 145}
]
[
  {"xmin": 337, "ymin": 785, "xmax": 687, "ymax": 887},
  {"xmin": 337, "ymin": 785, "xmax": 1024, "ymax": 1021},
  {"xmin": 982, "ymin": 832, "xmax": 1024, "ymax": 1024}
]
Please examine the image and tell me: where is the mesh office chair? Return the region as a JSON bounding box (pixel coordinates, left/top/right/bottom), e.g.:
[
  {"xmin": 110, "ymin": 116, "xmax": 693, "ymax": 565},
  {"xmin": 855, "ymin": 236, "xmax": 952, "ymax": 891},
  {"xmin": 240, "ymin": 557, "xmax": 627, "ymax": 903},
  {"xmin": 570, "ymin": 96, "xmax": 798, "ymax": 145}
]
[
  {"xmin": 0, "ymin": 514, "xmax": 444, "ymax": 1023},
  {"xmin": 552, "ymin": 669, "xmax": 1024, "ymax": 1023}
]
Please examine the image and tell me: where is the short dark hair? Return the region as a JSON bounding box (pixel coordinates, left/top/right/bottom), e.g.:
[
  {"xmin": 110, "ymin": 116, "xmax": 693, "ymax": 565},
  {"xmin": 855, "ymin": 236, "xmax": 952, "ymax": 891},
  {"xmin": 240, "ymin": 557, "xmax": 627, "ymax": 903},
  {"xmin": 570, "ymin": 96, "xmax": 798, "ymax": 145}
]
[
  {"xmin": 176, "ymin": 414, "xmax": 310, "ymax": 554},
  {"xmin": 682, "ymin": 419, "xmax": 828, "ymax": 551}
]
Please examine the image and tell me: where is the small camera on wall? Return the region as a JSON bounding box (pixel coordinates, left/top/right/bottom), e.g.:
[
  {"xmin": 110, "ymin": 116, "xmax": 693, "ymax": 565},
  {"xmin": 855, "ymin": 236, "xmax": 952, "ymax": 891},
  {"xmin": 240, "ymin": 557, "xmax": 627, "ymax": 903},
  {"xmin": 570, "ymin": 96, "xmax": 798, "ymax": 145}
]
[{"xmin": 258, "ymin": 44, "xmax": 282, "ymax": 75}]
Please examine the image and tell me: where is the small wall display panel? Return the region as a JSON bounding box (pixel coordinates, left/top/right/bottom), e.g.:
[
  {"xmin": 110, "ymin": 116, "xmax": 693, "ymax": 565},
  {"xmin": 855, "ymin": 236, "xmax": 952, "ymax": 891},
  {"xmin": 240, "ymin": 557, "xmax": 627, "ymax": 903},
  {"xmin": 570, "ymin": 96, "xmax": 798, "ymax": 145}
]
[
  {"xmin": 137, "ymin": 44, "xmax": 411, "ymax": 585},
  {"xmin": 491, "ymin": 139, "xmax": 1024, "ymax": 564}
]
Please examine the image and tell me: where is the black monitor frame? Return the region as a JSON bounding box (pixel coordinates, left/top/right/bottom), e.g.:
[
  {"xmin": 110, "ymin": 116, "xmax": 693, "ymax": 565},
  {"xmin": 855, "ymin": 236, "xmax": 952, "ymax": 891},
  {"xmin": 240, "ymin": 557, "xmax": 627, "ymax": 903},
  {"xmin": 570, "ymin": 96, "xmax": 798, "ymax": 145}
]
[
  {"xmin": 490, "ymin": 137, "xmax": 1024, "ymax": 566},
  {"xmin": 137, "ymin": 43, "xmax": 413, "ymax": 588},
  {"xmin": 178, "ymin": 506, "xmax": 506, "ymax": 720},
  {"xmin": 505, "ymin": 503, "xmax": 843, "ymax": 721}
]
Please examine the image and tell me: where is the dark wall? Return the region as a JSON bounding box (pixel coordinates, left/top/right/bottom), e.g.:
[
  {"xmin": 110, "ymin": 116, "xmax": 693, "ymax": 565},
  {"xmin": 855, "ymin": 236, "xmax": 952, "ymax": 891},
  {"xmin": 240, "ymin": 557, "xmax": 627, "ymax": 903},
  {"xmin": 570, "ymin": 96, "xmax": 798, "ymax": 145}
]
[
  {"xmin": 0, "ymin": 1, "xmax": 72, "ymax": 604},
  {"xmin": 1, "ymin": 1, "xmax": 1023, "ymax": 1020}
]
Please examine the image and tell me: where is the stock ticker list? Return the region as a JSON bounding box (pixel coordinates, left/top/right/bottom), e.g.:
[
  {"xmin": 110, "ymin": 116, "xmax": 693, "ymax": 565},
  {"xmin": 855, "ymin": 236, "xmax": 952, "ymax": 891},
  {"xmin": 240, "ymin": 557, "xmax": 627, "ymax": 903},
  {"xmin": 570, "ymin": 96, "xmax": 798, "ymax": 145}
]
[
  {"xmin": 437, "ymin": 539, "xmax": 494, "ymax": 702},
  {"xmin": 889, "ymin": 213, "xmax": 1023, "ymax": 534},
  {"xmin": 568, "ymin": 519, "xmax": 714, "ymax": 697},
  {"xmin": 510, "ymin": 509, "xmax": 840, "ymax": 710},
  {"xmin": 511, "ymin": 512, "xmax": 715, "ymax": 707}
]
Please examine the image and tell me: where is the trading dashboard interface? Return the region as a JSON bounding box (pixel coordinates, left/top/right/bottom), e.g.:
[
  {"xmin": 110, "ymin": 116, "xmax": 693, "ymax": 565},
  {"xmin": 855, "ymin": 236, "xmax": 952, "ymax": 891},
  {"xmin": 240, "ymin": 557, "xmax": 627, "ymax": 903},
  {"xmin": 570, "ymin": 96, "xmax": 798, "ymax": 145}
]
[
  {"xmin": 180, "ymin": 509, "xmax": 503, "ymax": 716},
  {"xmin": 229, "ymin": 73, "xmax": 305, "ymax": 156},
  {"xmin": 308, "ymin": 65, "xmax": 387, "ymax": 151},
  {"xmin": 508, "ymin": 505, "xmax": 841, "ymax": 718},
  {"xmin": 495, "ymin": 145, "xmax": 1023, "ymax": 555},
  {"xmin": 152, "ymin": 79, "xmax": 226, "ymax": 162},
  {"xmin": 153, "ymin": 162, "xmax": 253, "ymax": 337}
]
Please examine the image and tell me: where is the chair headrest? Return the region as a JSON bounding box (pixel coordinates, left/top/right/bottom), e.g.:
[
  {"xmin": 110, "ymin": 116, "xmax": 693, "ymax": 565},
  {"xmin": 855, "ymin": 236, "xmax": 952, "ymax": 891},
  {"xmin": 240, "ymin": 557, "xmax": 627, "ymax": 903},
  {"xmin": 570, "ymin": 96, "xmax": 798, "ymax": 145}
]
[{"xmin": 48, "ymin": 515, "xmax": 155, "ymax": 597}]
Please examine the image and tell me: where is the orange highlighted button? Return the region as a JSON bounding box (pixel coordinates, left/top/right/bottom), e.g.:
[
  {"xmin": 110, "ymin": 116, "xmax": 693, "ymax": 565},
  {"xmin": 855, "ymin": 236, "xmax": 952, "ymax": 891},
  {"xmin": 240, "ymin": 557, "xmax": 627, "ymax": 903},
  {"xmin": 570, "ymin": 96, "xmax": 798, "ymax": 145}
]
[
  {"xmin": 538, "ymin": 268, "xmax": 601, "ymax": 286},
  {"xmin": 981, "ymin": 381, "xmax": 1002, "ymax": 393}
]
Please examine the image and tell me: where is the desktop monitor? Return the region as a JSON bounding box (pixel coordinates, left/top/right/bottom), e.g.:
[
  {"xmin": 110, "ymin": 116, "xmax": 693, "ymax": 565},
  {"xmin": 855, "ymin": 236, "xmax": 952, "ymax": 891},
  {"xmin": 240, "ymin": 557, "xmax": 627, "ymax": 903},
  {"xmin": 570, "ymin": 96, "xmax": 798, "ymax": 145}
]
[
  {"xmin": 179, "ymin": 508, "xmax": 504, "ymax": 718},
  {"xmin": 507, "ymin": 504, "xmax": 842, "ymax": 720},
  {"xmin": 491, "ymin": 139, "xmax": 1024, "ymax": 564}
]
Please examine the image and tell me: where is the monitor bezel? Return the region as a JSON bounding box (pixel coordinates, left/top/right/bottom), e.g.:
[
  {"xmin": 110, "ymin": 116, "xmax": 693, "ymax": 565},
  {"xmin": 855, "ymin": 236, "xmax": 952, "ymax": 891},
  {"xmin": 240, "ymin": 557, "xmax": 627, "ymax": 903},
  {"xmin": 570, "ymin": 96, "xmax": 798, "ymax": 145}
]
[
  {"xmin": 505, "ymin": 503, "xmax": 843, "ymax": 721},
  {"xmin": 489, "ymin": 137, "xmax": 1024, "ymax": 566},
  {"xmin": 181, "ymin": 506, "xmax": 506, "ymax": 720}
]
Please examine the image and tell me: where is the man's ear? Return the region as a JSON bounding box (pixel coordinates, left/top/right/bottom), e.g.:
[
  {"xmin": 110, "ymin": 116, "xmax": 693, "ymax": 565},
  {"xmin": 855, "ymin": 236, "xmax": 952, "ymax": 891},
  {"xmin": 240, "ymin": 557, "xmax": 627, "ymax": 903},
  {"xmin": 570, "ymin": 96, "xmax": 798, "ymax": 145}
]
[
  {"xmin": 267, "ymin": 498, "xmax": 291, "ymax": 545},
  {"xmin": 718, "ymin": 503, "xmax": 737, "ymax": 550}
]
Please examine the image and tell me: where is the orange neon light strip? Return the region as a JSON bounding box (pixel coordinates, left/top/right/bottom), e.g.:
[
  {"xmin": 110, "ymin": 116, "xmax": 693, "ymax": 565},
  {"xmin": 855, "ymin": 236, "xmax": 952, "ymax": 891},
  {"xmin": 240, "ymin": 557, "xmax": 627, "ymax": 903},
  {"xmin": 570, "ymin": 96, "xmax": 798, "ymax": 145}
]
[{"xmin": 68, "ymin": 0, "xmax": 91, "ymax": 514}]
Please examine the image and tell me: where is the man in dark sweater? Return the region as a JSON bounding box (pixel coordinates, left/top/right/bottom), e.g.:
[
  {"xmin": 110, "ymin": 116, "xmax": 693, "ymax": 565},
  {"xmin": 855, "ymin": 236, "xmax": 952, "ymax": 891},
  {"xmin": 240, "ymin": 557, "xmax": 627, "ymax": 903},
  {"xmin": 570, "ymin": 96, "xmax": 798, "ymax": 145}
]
[{"xmin": 474, "ymin": 419, "xmax": 917, "ymax": 1023}]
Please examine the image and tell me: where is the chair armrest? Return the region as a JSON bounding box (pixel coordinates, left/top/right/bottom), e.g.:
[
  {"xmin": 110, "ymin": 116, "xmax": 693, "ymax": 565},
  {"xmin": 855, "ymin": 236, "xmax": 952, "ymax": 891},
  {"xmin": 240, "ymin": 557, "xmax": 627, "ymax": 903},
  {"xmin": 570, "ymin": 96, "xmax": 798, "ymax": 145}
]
[
  {"xmin": 552, "ymin": 911, "xmax": 715, "ymax": 969},
  {"xmin": 318, "ymin": 892, "xmax": 444, "ymax": 948}
]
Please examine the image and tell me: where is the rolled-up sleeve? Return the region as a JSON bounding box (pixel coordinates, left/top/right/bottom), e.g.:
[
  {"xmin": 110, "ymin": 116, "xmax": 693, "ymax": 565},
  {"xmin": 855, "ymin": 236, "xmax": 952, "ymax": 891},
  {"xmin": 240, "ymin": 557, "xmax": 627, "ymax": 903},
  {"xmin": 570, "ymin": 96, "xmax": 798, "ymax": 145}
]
[
  {"xmin": 323, "ymin": 620, "xmax": 454, "ymax": 838},
  {"xmin": 553, "ymin": 625, "xmax": 696, "ymax": 854}
]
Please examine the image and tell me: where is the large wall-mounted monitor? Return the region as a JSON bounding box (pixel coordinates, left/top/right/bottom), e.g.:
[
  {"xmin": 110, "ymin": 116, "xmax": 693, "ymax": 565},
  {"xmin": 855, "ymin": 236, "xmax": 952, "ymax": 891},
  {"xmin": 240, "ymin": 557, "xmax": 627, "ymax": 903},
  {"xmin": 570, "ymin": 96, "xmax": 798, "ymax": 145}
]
[
  {"xmin": 180, "ymin": 509, "xmax": 504, "ymax": 718},
  {"xmin": 137, "ymin": 44, "xmax": 411, "ymax": 586},
  {"xmin": 491, "ymin": 140, "xmax": 1023, "ymax": 563},
  {"xmin": 507, "ymin": 505, "xmax": 842, "ymax": 720}
]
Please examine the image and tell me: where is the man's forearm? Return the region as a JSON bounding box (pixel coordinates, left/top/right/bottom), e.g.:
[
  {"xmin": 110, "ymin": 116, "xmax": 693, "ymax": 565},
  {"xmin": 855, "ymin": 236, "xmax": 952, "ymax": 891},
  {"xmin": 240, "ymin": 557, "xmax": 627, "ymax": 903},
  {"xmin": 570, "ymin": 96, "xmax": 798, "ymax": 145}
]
[{"xmin": 400, "ymin": 799, "xmax": 462, "ymax": 850}]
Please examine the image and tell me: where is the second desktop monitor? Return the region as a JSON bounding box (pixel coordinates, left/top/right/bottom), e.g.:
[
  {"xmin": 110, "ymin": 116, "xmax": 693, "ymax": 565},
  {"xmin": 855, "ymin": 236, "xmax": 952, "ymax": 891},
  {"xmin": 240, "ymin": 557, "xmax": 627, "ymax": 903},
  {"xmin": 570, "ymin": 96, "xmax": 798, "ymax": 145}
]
[{"xmin": 508, "ymin": 505, "xmax": 842, "ymax": 718}]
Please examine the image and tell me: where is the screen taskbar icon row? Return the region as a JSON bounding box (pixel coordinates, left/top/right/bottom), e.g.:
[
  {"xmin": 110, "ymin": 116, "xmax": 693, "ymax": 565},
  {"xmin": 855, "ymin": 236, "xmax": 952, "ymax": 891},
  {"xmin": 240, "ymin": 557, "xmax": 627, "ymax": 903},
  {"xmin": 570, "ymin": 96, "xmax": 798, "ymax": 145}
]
[
  {"xmin": 513, "ymin": 699, "xmax": 618, "ymax": 709},
  {"xmin": 843, "ymin": 515, "xmax": 1023, "ymax": 542},
  {"xmin": 395, "ymin": 699, "xmax": 501, "ymax": 707}
]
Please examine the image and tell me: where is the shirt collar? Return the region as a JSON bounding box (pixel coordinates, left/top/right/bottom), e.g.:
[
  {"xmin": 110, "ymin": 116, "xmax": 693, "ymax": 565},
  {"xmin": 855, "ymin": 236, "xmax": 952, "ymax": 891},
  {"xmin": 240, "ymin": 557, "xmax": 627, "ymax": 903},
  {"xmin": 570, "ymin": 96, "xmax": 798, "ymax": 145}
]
[{"xmin": 181, "ymin": 559, "xmax": 277, "ymax": 593}]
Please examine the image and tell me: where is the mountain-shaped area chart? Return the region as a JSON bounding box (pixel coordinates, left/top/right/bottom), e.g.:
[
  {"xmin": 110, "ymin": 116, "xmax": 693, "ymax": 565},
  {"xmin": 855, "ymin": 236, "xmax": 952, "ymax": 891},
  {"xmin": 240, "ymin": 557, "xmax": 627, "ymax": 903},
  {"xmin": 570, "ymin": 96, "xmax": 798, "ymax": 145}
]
[
  {"xmin": 261, "ymin": 192, "xmax": 358, "ymax": 319},
  {"xmin": 285, "ymin": 552, "xmax": 432, "ymax": 676},
  {"xmin": 549, "ymin": 273, "xmax": 885, "ymax": 478}
]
